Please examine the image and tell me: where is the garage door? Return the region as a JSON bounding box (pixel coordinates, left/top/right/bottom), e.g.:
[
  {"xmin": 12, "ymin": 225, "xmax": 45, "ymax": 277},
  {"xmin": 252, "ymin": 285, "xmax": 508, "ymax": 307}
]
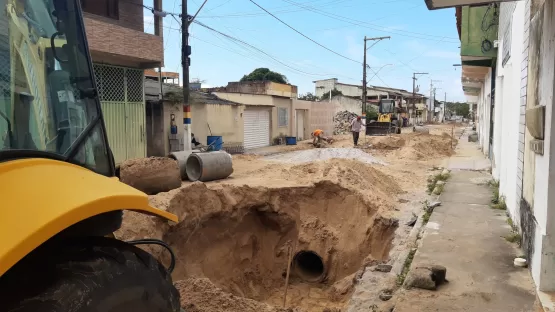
[{"xmin": 243, "ymin": 109, "xmax": 270, "ymax": 149}]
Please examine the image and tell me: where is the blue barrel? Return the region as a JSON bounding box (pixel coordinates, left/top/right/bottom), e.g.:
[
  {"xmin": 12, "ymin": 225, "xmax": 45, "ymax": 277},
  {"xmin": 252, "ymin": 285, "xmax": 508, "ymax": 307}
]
[
  {"xmin": 285, "ymin": 136, "xmax": 297, "ymax": 145},
  {"xmin": 207, "ymin": 136, "xmax": 223, "ymax": 151}
]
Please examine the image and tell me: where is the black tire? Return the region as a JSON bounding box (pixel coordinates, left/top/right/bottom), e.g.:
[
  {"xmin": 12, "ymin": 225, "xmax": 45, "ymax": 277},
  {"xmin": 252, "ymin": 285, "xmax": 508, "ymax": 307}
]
[{"xmin": 0, "ymin": 237, "xmax": 180, "ymax": 312}]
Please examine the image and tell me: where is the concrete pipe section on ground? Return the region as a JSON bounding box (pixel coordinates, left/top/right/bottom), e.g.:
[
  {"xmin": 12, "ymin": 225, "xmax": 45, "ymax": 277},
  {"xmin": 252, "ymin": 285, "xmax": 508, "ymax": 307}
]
[
  {"xmin": 168, "ymin": 151, "xmax": 194, "ymax": 180},
  {"xmin": 186, "ymin": 151, "xmax": 234, "ymax": 182}
]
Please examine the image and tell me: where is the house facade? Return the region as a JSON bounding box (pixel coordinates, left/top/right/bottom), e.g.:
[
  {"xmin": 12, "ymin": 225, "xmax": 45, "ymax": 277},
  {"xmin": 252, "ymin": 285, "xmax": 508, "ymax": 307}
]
[
  {"xmin": 433, "ymin": 0, "xmax": 555, "ymax": 306},
  {"xmin": 314, "ymin": 78, "xmax": 428, "ymax": 124},
  {"xmin": 197, "ymin": 81, "xmax": 335, "ymax": 150},
  {"xmin": 82, "ymin": 0, "xmax": 164, "ymax": 164}
]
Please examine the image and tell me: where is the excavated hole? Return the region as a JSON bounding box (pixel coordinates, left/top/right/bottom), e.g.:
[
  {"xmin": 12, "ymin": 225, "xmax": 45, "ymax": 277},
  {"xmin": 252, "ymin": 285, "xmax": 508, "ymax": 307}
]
[{"xmin": 123, "ymin": 180, "xmax": 400, "ymax": 311}]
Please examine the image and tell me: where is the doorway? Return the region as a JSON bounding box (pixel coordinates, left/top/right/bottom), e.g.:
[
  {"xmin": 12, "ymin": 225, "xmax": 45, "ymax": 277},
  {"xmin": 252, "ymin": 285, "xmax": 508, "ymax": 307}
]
[{"xmin": 296, "ymin": 110, "xmax": 305, "ymax": 140}]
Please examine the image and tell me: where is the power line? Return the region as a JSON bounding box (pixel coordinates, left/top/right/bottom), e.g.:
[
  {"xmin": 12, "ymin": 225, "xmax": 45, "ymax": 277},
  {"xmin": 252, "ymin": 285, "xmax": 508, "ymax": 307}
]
[
  {"xmin": 246, "ymin": 0, "xmax": 391, "ymax": 86},
  {"xmin": 280, "ymin": 0, "xmax": 459, "ymax": 42},
  {"xmin": 199, "ymin": 0, "xmax": 410, "ymax": 19},
  {"xmin": 247, "ymin": 0, "xmax": 360, "ymax": 64},
  {"xmin": 192, "ymin": 20, "xmax": 334, "ymax": 77}
]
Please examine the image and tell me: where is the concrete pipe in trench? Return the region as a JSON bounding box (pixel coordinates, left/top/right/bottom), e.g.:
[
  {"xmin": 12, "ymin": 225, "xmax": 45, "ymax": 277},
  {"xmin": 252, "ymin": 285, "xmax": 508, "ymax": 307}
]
[
  {"xmin": 293, "ymin": 250, "xmax": 326, "ymax": 283},
  {"xmin": 185, "ymin": 151, "xmax": 234, "ymax": 182}
]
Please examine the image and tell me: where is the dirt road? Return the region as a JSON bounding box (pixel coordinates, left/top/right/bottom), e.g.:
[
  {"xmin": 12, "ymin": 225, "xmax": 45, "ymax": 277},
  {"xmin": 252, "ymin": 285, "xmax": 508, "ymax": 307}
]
[{"xmin": 117, "ymin": 124, "xmax": 460, "ymax": 312}]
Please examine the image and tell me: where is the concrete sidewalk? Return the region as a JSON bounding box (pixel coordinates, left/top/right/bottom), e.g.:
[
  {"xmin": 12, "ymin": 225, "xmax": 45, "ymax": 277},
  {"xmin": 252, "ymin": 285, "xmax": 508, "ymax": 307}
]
[{"xmin": 393, "ymin": 128, "xmax": 537, "ymax": 312}]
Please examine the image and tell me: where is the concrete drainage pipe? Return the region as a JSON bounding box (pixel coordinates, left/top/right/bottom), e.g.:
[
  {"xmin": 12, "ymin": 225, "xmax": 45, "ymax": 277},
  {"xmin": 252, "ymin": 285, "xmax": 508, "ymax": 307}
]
[
  {"xmin": 293, "ymin": 250, "xmax": 325, "ymax": 282},
  {"xmin": 185, "ymin": 151, "xmax": 234, "ymax": 182},
  {"xmin": 169, "ymin": 151, "xmax": 194, "ymax": 180}
]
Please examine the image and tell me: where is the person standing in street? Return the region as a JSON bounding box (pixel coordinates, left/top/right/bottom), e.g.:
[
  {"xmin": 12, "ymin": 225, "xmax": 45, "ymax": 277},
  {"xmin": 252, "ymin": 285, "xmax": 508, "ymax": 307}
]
[{"xmin": 350, "ymin": 116, "xmax": 363, "ymax": 146}]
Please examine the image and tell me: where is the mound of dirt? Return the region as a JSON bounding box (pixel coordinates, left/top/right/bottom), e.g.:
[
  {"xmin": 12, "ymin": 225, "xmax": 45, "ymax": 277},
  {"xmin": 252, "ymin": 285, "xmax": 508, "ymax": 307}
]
[
  {"xmin": 394, "ymin": 133, "xmax": 455, "ymax": 160},
  {"xmin": 244, "ymin": 159, "xmax": 402, "ymax": 200},
  {"xmin": 117, "ymin": 179, "xmax": 399, "ymax": 312},
  {"xmin": 177, "ymin": 278, "xmax": 303, "ymax": 312},
  {"xmin": 265, "ymin": 148, "xmax": 385, "ymax": 165},
  {"xmin": 368, "ymin": 136, "xmax": 406, "ymax": 150}
]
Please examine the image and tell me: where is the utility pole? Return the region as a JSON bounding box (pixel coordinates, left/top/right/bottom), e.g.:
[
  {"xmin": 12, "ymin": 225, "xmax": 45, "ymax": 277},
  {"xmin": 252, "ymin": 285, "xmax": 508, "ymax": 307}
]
[
  {"xmin": 428, "ymin": 79, "xmax": 441, "ymax": 122},
  {"xmin": 412, "ymin": 72, "xmax": 427, "ymax": 125},
  {"xmin": 362, "ymin": 38, "xmax": 367, "ymax": 116},
  {"xmin": 181, "ymin": 0, "xmax": 208, "ymax": 151},
  {"xmin": 444, "ymin": 92, "xmax": 447, "ymax": 123},
  {"xmin": 181, "ymin": 1, "xmax": 191, "ymax": 151},
  {"xmin": 362, "ymin": 36, "xmax": 390, "ymax": 118}
]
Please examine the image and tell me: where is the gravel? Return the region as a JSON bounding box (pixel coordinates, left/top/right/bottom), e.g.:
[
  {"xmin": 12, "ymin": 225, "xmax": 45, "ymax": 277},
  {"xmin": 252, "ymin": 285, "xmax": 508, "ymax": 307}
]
[{"xmin": 264, "ymin": 148, "xmax": 387, "ymax": 165}]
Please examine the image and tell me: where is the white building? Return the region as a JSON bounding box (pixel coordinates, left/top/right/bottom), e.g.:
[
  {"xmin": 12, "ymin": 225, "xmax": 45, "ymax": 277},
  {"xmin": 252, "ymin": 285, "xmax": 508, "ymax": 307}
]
[{"xmin": 438, "ymin": 0, "xmax": 555, "ymax": 305}]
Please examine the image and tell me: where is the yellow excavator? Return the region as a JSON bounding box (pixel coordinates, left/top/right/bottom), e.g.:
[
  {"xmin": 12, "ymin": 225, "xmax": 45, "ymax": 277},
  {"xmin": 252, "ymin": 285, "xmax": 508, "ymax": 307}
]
[
  {"xmin": 0, "ymin": 1, "xmax": 180, "ymax": 311},
  {"xmin": 366, "ymin": 98, "xmax": 402, "ymax": 136}
]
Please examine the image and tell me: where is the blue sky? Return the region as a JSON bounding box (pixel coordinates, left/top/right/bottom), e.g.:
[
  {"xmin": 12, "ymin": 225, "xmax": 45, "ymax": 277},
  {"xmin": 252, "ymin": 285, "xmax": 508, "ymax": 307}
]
[{"xmin": 144, "ymin": 0, "xmax": 465, "ymax": 102}]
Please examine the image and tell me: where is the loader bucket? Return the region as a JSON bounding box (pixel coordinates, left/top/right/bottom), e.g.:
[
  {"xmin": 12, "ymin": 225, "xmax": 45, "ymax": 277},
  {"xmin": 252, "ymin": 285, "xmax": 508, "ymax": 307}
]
[{"xmin": 366, "ymin": 122, "xmax": 392, "ymax": 136}]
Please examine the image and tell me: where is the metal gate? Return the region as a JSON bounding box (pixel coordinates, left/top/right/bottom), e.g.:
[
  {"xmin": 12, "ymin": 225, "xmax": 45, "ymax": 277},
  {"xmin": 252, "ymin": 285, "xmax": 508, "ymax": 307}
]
[
  {"xmin": 93, "ymin": 64, "xmax": 145, "ymax": 165},
  {"xmin": 243, "ymin": 108, "xmax": 270, "ymax": 149}
]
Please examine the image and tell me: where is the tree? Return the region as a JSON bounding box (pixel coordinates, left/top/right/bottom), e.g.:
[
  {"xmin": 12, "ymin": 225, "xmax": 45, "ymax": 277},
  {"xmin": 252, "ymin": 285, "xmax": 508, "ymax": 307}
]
[
  {"xmin": 320, "ymin": 88, "xmax": 343, "ymax": 100},
  {"xmin": 446, "ymin": 102, "xmax": 470, "ymax": 118},
  {"xmin": 298, "ymin": 92, "xmax": 319, "ymax": 101},
  {"xmin": 240, "ymin": 68, "xmax": 288, "ymax": 84},
  {"xmin": 366, "ymin": 105, "xmax": 379, "ymax": 120}
]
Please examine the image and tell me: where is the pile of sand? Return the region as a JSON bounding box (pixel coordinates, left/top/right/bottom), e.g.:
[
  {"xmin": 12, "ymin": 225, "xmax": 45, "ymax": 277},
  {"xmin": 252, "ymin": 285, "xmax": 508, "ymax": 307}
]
[
  {"xmin": 177, "ymin": 278, "xmax": 303, "ymax": 312},
  {"xmin": 264, "ymin": 148, "xmax": 386, "ymax": 165},
  {"xmin": 246, "ymin": 159, "xmax": 402, "ymax": 201},
  {"xmin": 368, "ymin": 136, "xmax": 406, "ymax": 150},
  {"xmin": 366, "ymin": 133, "xmax": 456, "ymax": 161}
]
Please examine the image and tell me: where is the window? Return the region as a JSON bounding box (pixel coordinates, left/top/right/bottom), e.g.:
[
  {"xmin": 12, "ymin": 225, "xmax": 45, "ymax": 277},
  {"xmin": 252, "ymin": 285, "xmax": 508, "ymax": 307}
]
[
  {"xmin": 278, "ymin": 107, "xmax": 288, "ymax": 127},
  {"xmin": 502, "ymin": 18, "xmax": 511, "ymax": 66},
  {"xmin": 81, "ymin": 0, "xmax": 119, "ymax": 19}
]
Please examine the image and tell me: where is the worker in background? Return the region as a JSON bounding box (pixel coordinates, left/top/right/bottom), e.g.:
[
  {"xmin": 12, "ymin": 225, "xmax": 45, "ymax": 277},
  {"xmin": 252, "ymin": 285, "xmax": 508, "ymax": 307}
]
[
  {"xmin": 191, "ymin": 133, "xmax": 202, "ymax": 147},
  {"xmin": 312, "ymin": 129, "xmax": 324, "ymax": 146},
  {"xmin": 351, "ymin": 116, "xmax": 363, "ymax": 146}
]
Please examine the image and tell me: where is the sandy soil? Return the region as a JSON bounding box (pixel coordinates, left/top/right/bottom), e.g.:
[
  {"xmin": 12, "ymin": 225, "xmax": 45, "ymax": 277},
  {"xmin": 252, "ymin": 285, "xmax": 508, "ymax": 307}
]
[{"xmin": 116, "ymin": 124, "xmax": 460, "ymax": 312}]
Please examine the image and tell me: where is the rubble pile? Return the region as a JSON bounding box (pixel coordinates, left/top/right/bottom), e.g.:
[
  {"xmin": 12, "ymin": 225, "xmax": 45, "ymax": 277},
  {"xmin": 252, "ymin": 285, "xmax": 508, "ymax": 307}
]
[{"xmin": 334, "ymin": 110, "xmax": 358, "ymax": 135}]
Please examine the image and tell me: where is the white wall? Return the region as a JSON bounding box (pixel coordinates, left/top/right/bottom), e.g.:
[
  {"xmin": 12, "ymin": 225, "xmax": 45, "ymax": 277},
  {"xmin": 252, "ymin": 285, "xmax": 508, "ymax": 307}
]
[
  {"xmin": 531, "ymin": 0, "xmax": 555, "ymax": 291},
  {"xmin": 314, "ymin": 79, "xmax": 337, "ymax": 98},
  {"xmin": 495, "ymin": 1, "xmax": 525, "ymax": 225},
  {"xmin": 331, "ymin": 95, "xmax": 362, "ymax": 115},
  {"xmin": 476, "ymin": 69, "xmax": 493, "ymax": 156}
]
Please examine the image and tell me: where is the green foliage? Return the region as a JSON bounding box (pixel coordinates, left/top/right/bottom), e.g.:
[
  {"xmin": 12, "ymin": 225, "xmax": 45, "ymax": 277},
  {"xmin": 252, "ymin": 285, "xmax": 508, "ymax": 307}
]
[
  {"xmin": 490, "ymin": 179, "xmax": 501, "ymax": 205},
  {"xmin": 491, "ymin": 196, "xmax": 507, "ymax": 210},
  {"xmin": 397, "ymin": 249, "xmax": 416, "ymax": 286},
  {"xmin": 164, "ymin": 91, "xmax": 183, "ymax": 103},
  {"xmin": 298, "ymin": 92, "xmax": 319, "ymax": 101},
  {"xmin": 505, "ymin": 232, "xmax": 522, "ymax": 244},
  {"xmin": 320, "ymin": 88, "xmax": 343, "ymax": 100},
  {"xmin": 445, "ymin": 102, "xmax": 471, "ymax": 118},
  {"xmin": 366, "ymin": 105, "xmax": 379, "ymax": 120},
  {"xmin": 240, "ymin": 68, "xmax": 288, "ymax": 84},
  {"xmin": 427, "ymin": 172, "xmax": 450, "ymax": 194},
  {"xmin": 433, "ymin": 184, "xmax": 445, "ymax": 195}
]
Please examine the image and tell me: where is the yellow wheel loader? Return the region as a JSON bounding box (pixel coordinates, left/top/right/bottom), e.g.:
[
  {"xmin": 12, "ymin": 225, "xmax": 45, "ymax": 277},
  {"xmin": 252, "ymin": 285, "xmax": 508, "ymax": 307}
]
[
  {"xmin": 365, "ymin": 99, "xmax": 402, "ymax": 136},
  {"xmin": 0, "ymin": 1, "xmax": 181, "ymax": 311}
]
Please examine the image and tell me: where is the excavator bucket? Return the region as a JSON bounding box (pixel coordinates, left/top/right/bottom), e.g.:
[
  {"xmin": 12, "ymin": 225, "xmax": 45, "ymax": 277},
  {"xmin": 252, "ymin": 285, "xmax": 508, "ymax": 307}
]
[{"xmin": 366, "ymin": 122, "xmax": 393, "ymax": 136}]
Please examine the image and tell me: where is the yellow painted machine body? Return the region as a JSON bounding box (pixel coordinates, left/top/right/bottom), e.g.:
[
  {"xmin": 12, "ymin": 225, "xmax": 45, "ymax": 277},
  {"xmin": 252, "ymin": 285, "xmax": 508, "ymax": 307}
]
[
  {"xmin": 0, "ymin": 158, "xmax": 178, "ymax": 277},
  {"xmin": 377, "ymin": 113, "xmax": 393, "ymax": 122}
]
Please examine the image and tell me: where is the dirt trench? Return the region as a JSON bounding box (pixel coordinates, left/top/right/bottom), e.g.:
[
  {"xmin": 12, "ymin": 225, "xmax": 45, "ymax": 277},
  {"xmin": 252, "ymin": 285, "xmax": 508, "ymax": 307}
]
[{"xmin": 118, "ymin": 170, "xmax": 400, "ymax": 312}]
